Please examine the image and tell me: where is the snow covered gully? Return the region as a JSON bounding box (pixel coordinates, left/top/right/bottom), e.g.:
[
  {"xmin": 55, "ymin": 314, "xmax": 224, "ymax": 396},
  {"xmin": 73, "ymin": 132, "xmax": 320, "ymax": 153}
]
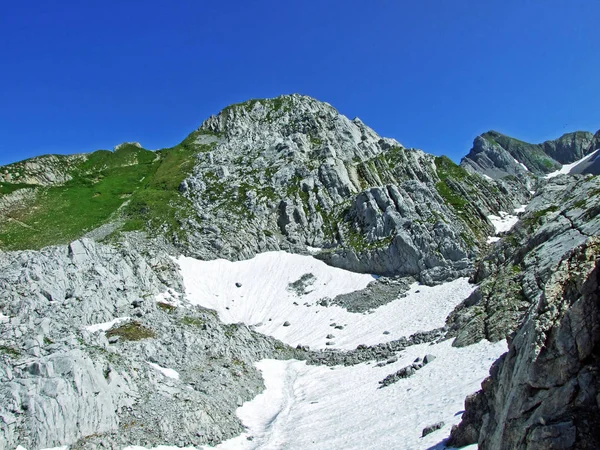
[{"xmin": 128, "ymin": 252, "xmax": 506, "ymax": 450}]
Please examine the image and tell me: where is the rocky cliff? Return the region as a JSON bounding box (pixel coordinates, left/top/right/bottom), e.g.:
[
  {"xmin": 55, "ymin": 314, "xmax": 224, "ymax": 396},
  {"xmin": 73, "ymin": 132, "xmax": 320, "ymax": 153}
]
[
  {"xmin": 447, "ymin": 175, "xmax": 600, "ymax": 346},
  {"xmin": 448, "ymin": 237, "xmax": 600, "ymax": 449},
  {"xmin": 447, "ymin": 174, "xmax": 600, "ymax": 449}
]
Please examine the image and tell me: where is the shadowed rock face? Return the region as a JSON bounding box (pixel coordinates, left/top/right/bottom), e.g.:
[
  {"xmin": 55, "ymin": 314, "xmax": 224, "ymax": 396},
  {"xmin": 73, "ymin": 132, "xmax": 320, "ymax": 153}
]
[{"xmin": 449, "ymin": 238, "xmax": 600, "ymax": 450}]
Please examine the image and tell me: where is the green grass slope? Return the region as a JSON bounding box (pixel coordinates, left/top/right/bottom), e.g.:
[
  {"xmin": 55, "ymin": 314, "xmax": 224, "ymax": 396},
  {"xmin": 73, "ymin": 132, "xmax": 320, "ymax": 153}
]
[{"xmin": 0, "ymin": 133, "xmax": 215, "ymax": 251}]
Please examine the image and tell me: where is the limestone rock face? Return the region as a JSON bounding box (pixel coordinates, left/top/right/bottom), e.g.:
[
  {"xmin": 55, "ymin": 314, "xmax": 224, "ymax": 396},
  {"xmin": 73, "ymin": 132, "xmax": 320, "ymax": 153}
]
[
  {"xmin": 447, "ymin": 175, "xmax": 600, "ymax": 347},
  {"xmin": 449, "ymin": 238, "xmax": 600, "ymax": 449},
  {"xmin": 0, "ymin": 238, "xmax": 298, "ymax": 449},
  {"xmin": 179, "ymin": 95, "xmax": 522, "ymax": 280},
  {"xmin": 0, "ymin": 154, "xmax": 86, "ymax": 186},
  {"xmin": 0, "ymin": 187, "xmax": 38, "ymax": 217}
]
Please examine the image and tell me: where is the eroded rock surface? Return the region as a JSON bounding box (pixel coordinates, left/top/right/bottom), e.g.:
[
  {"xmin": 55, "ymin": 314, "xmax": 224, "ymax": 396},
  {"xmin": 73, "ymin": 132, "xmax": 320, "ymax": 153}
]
[
  {"xmin": 0, "ymin": 238, "xmax": 302, "ymax": 449},
  {"xmin": 447, "ymin": 175, "xmax": 600, "ymax": 346},
  {"xmin": 449, "ymin": 237, "xmax": 600, "ymax": 449}
]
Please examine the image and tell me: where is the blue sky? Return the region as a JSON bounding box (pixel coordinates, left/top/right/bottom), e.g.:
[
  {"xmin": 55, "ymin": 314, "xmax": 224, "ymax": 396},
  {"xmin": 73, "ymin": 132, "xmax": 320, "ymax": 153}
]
[{"xmin": 1, "ymin": 1, "xmax": 599, "ymax": 166}]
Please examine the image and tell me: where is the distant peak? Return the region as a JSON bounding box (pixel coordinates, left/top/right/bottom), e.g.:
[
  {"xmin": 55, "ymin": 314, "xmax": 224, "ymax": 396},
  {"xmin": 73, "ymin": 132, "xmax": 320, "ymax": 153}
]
[{"xmin": 113, "ymin": 142, "xmax": 142, "ymax": 151}]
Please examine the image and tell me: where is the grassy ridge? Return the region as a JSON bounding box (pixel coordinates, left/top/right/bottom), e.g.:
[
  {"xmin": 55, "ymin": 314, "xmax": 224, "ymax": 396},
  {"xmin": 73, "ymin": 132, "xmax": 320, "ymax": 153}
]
[{"xmin": 0, "ymin": 133, "xmax": 213, "ymax": 251}]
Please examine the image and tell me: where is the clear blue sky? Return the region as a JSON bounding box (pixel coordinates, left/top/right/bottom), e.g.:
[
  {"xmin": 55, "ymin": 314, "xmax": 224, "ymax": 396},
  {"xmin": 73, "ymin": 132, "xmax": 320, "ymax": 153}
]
[{"xmin": 1, "ymin": 1, "xmax": 599, "ymax": 166}]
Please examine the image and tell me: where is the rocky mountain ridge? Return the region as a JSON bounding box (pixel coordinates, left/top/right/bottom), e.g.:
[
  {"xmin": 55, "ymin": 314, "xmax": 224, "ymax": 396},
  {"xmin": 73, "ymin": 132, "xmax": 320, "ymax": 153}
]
[
  {"xmin": 179, "ymin": 95, "xmax": 527, "ymax": 282},
  {"xmin": 461, "ymin": 129, "xmax": 600, "ymax": 180},
  {"xmin": 0, "ymin": 94, "xmax": 598, "ymax": 449},
  {"xmin": 0, "ymin": 94, "xmax": 529, "ymax": 283}
]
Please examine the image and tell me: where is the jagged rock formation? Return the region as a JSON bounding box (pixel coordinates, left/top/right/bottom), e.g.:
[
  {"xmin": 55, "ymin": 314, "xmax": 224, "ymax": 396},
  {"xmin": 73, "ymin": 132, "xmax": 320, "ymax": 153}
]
[
  {"xmin": 447, "ymin": 174, "xmax": 600, "ymax": 449},
  {"xmin": 448, "ymin": 237, "xmax": 600, "ymax": 449},
  {"xmin": 0, "ymin": 95, "xmax": 525, "ymax": 283},
  {"xmin": 179, "ymin": 95, "xmax": 522, "ymax": 281},
  {"xmin": 447, "ymin": 175, "xmax": 600, "ymax": 346},
  {"xmin": 0, "ymin": 238, "xmax": 303, "ymax": 449},
  {"xmin": 0, "ymin": 154, "xmax": 86, "ymax": 186},
  {"xmin": 460, "ymin": 130, "xmax": 598, "ymax": 179}
]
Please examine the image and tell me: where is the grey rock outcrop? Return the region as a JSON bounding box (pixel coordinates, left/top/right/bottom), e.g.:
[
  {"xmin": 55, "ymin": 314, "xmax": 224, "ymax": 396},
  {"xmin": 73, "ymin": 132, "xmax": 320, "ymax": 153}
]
[
  {"xmin": 0, "ymin": 238, "xmax": 303, "ymax": 449},
  {"xmin": 178, "ymin": 95, "xmax": 522, "ymax": 280},
  {"xmin": 325, "ymin": 275, "xmax": 413, "ymax": 313},
  {"xmin": 0, "ymin": 154, "xmax": 86, "ymax": 187},
  {"xmin": 114, "ymin": 142, "xmax": 142, "ymax": 151},
  {"xmin": 448, "ymin": 237, "xmax": 600, "ymax": 449},
  {"xmin": 0, "ymin": 188, "xmax": 38, "ymax": 218},
  {"xmin": 447, "ymin": 175, "xmax": 600, "ymax": 347},
  {"xmin": 378, "ymin": 353, "xmax": 437, "ymax": 388}
]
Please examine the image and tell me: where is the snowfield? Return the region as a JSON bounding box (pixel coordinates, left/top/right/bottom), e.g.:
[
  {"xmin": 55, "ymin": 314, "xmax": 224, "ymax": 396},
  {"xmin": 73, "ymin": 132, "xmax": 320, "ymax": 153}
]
[
  {"xmin": 178, "ymin": 252, "xmax": 475, "ymax": 350},
  {"xmin": 487, "ymin": 211, "xmax": 519, "ymax": 234},
  {"xmin": 211, "ymin": 339, "xmax": 506, "ymax": 450},
  {"xmin": 486, "ymin": 203, "xmax": 526, "ymax": 243},
  {"xmin": 125, "ymin": 251, "xmax": 504, "ymax": 450}
]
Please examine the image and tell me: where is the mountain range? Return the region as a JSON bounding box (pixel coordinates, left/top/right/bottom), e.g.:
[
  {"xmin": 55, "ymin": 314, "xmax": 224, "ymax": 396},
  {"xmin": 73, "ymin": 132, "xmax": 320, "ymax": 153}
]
[{"xmin": 0, "ymin": 94, "xmax": 598, "ymax": 450}]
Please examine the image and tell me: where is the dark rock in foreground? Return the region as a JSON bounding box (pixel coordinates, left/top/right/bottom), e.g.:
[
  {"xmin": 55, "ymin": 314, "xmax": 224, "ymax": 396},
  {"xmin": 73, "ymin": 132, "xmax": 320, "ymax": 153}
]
[{"xmin": 449, "ymin": 237, "xmax": 600, "ymax": 449}]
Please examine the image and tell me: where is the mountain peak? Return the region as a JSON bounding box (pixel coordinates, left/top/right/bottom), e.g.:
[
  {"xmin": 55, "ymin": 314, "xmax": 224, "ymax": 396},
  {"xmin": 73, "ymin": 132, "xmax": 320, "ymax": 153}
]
[
  {"xmin": 198, "ymin": 94, "xmax": 338, "ymax": 137},
  {"xmin": 113, "ymin": 141, "xmax": 142, "ymax": 151},
  {"xmin": 462, "ymin": 129, "xmax": 598, "ymax": 179}
]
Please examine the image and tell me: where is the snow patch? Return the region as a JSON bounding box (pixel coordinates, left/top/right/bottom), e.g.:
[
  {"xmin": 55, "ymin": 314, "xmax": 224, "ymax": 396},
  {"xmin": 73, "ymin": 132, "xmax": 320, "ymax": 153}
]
[
  {"xmin": 513, "ymin": 157, "xmax": 529, "ymax": 172},
  {"xmin": 126, "ymin": 252, "xmax": 504, "ymax": 450},
  {"xmin": 147, "ymin": 362, "xmax": 180, "ymax": 380},
  {"xmin": 306, "ymin": 246, "xmax": 322, "ymax": 253},
  {"xmin": 487, "ymin": 211, "xmax": 519, "ymax": 234},
  {"xmin": 544, "ymin": 149, "xmax": 600, "ymax": 179},
  {"xmin": 486, "ymin": 206, "xmax": 525, "ymax": 243},
  {"xmin": 0, "ymin": 313, "xmax": 9, "ymax": 324},
  {"xmin": 84, "ymin": 317, "xmax": 131, "ymax": 333},
  {"xmin": 178, "ymin": 252, "xmax": 474, "ymax": 350}
]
